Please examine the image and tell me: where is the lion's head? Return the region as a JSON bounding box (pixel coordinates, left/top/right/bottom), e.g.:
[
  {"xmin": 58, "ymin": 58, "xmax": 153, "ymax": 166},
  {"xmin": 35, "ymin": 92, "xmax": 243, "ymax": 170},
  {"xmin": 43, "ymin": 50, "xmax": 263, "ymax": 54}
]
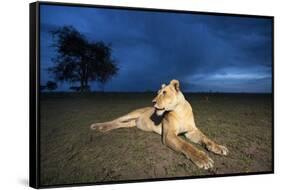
[{"xmin": 152, "ymin": 79, "xmax": 182, "ymax": 116}]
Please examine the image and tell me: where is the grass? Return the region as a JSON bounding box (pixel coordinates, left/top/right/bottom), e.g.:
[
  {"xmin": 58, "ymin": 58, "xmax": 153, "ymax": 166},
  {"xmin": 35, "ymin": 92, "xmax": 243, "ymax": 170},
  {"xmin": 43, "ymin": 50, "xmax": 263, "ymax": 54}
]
[{"xmin": 39, "ymin": 92, "xmax": 273, "ymax": 186}]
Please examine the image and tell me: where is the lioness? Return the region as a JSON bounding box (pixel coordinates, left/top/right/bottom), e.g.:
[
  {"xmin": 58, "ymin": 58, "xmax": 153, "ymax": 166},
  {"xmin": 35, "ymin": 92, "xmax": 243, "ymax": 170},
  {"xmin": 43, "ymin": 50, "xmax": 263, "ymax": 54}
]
[{"xmin": 90, "ymin": 79, "xmax": 228, "ymax": 169}]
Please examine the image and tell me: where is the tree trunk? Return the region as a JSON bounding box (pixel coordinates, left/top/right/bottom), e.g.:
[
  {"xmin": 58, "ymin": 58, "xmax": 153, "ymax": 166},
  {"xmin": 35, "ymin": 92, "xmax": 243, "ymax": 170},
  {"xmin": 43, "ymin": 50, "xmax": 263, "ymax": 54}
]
[
  {"xmin": 80, "ymin": 80, "xmax": 84, "ymax": 92},
  {"xmin": 85, "ymin": 78, "xmax": 88, "ymax": 91}
]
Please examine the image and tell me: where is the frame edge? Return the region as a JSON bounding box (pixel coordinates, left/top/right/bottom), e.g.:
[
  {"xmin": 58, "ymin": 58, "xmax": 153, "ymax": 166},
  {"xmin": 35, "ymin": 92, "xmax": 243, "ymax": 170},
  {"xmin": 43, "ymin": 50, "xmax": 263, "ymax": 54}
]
[{"xmin": 29, "ymin": 1, "xmax": 40, "ymax": 189}]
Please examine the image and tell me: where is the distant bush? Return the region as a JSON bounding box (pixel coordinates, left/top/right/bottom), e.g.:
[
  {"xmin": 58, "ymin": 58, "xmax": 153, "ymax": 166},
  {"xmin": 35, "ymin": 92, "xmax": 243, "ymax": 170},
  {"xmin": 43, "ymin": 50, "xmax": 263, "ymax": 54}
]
[
  {"xmin": 46, "ymin": 81, "xmax": 57, "ymax": 91},
  {"xmin": 69, "ymin": 85, "xmax": 90, "ymax": 92}
]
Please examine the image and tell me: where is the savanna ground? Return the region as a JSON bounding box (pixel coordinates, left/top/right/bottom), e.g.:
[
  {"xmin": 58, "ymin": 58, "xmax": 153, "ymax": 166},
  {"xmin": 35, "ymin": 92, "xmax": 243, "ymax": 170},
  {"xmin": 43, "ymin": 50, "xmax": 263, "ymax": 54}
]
[{"xmin": 40, "ymin": 92, "xmax": 273, "ymax": 186}]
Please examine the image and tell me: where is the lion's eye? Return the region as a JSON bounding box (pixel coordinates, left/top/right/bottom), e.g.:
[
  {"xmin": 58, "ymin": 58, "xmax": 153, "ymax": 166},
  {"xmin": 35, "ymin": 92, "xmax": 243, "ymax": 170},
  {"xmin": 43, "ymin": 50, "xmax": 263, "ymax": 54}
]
[{"xmin": 163, "ymin": 91, "xmax": 166, "ymax": 95}]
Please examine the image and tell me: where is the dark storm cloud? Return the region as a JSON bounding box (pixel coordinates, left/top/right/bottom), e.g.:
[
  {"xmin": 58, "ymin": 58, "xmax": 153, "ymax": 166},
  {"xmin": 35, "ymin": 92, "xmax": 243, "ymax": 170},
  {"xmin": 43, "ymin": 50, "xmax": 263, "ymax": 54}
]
[{"xmin": 40, "ymin": 5, "xmax": 273, "ymax": 92}]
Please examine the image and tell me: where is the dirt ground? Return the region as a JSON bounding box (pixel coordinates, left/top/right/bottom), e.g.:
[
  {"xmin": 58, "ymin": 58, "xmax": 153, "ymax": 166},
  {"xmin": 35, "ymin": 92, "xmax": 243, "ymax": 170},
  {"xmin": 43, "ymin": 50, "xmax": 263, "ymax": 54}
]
[{"xmin": 40, "ymin": 92, "xmax": 273, "ymax": 186}]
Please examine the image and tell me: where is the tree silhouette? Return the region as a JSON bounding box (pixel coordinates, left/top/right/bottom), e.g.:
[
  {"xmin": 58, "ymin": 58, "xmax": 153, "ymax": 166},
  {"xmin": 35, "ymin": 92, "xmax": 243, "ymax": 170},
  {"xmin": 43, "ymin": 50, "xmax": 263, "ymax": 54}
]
[
  {"xmin": 46, "ymin": 81, "xmax": 57, "ymax": 91},
  {"xmin": 49, "ymin": 26, "xmax": 118, "ymax": 92}
]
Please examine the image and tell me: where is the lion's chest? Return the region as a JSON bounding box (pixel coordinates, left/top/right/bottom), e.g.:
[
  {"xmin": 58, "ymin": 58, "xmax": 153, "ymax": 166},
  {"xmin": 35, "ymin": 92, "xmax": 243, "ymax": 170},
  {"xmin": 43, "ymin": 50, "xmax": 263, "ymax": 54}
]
[
  {"xmin": 177, "ymin": 119, "xmax": 189, "ymax": 134},
  {"xmin": 172, "ymin": 112, "xmax": 196, "ymax": 134}
]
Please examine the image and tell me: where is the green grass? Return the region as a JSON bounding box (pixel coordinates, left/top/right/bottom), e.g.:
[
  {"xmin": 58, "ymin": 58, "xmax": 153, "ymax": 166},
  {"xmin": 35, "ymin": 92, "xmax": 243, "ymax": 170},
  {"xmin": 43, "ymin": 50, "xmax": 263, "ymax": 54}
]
[{"xmin": 40, "ymin": 92, "xmax": 273, "ymax": 186}]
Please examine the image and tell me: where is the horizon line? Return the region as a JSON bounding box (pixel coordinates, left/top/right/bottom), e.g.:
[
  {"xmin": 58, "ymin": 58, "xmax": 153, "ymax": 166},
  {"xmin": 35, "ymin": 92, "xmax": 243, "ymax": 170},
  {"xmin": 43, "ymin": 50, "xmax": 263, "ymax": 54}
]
[{"xmin": 40, "ymin": 90, "xmax": 272, "ymax": 94}]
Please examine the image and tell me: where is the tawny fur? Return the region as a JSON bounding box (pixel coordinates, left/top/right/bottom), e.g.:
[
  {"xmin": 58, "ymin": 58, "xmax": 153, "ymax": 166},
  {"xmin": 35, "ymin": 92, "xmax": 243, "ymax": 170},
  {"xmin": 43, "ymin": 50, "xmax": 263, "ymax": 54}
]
[{"xmin": 90, "ymin": 79, "xmax": 228, "ymax": 170}]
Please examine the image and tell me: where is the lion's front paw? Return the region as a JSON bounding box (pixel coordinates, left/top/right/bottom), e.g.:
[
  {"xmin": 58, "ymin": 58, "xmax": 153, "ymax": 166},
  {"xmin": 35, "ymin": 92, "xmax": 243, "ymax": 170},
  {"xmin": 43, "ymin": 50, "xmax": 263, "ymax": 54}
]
[
  {"xmin": 208, "ymin": 144, "xmax": 229, "ymax": 156},
  {"xmin": 191, "ymin": 151, "xmax": 214, "ymax": 170}
]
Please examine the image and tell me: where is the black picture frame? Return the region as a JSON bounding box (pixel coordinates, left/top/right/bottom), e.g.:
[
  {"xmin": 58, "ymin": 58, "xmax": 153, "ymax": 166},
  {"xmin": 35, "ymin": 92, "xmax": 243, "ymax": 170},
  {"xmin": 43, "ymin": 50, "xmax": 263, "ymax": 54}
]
[{"xmin": 30, "ymin": 1, "xmax": 274, "ymax": 188}]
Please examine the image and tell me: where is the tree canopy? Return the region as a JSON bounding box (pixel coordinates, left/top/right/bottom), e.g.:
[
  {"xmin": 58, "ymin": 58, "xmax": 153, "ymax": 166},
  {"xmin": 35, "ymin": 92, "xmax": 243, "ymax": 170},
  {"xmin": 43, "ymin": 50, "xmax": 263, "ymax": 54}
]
[{"xmin": 49, "ymin": 26, "xmax": 118, "ymax": 92}]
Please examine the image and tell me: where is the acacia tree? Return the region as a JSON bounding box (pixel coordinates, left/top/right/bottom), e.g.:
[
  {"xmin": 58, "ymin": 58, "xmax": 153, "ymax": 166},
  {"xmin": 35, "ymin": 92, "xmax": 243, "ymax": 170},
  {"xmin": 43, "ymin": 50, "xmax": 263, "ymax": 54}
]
[
  {"xmin": 49, "ymin": 26, "xmax": 118, "ymax": 92},
  {"xmin": 95, "ymin": 42, "xmax": 118, "ymax": 91}
]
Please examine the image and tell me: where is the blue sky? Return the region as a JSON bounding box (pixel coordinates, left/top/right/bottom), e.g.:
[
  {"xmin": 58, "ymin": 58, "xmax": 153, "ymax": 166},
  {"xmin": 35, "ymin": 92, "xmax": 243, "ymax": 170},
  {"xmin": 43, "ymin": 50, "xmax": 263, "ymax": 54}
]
[{"xmin": 40, "ymin": 4, "xmax": 273, "ymax": 93}]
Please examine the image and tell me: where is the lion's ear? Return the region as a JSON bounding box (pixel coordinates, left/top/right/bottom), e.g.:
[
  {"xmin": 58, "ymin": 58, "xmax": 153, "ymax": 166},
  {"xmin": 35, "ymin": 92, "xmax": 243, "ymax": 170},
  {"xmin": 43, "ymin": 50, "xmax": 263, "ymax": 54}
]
[
  {"xmin": 161, "ymin": 84, "xmax": 166, "ymax": 88},
  {"xmin": 170, "ymin": 79, "xmax": 180, "ymax": 92}
]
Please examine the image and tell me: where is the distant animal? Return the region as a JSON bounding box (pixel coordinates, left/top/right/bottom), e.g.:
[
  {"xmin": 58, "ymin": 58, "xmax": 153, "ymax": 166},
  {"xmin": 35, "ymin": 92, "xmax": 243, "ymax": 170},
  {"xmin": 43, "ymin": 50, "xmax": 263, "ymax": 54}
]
[{"xmin": 90, "ymin": 79, "xmax": 228, "ymax": 169}]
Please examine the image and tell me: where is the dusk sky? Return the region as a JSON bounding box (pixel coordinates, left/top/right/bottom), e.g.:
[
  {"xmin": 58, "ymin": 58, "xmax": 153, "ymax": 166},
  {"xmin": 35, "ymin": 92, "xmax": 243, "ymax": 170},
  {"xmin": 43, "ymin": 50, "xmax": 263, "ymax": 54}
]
[{"xmin": 40, "ymin": 4, "xmax": 273, "ymax": 93}]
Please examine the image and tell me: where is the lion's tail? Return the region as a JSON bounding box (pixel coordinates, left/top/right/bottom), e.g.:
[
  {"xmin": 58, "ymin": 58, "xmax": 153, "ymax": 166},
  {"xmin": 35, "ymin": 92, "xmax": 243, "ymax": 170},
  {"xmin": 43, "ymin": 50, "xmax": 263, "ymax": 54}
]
[{"xmin": 90, "ymin": 107, "xmax": 151, "ymax": 131}]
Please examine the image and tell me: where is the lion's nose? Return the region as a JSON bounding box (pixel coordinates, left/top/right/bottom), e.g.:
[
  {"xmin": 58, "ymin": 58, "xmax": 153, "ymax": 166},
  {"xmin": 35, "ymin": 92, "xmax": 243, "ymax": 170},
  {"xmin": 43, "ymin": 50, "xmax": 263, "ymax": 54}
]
[{"xmin": 152, "ymin": 99, "xmax": 156, "ymax": 104}]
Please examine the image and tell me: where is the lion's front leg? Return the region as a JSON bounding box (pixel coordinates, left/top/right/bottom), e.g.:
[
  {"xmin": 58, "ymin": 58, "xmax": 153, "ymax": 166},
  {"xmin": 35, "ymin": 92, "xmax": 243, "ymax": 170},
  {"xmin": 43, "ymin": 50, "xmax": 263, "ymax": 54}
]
[
  {"xmin": 163, "ymin": 131, "xmax": 214, "ymax": 170},
  {"xmin": 185, "ymin": 129, "xmax": 229, "ymax": 156},
  {"xmin": 162, "ymin": 119, "xmax": 214, "ymax": 170}
]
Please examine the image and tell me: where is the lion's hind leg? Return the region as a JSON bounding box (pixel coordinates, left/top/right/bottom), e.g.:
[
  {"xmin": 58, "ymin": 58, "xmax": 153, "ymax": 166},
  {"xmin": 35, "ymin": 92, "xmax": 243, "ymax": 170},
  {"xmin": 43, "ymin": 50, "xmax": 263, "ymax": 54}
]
[
  {"xmin": 90, "ymin": 120, "xmax": 136, "ymax": 133},
  {"xmin": 90, "ymin": 107, "xmax": 151, "ymax": 133},
  {"xmin": 90, "ymin": 121, "xmax": 114, "ymax": 133}
]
